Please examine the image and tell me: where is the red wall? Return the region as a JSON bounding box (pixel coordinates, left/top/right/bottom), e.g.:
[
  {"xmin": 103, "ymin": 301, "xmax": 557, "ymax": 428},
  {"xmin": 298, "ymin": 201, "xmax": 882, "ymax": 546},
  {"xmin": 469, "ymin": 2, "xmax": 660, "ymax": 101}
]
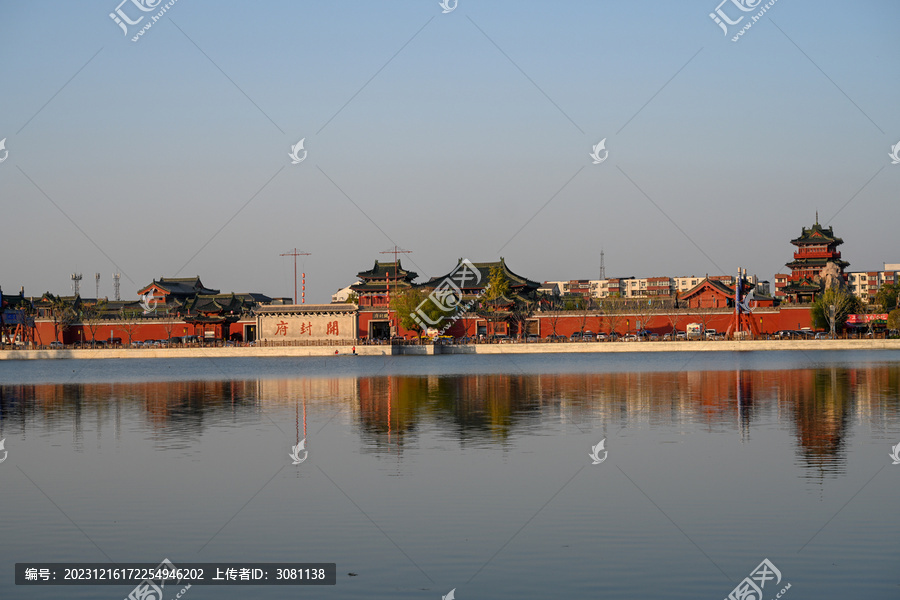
[{"xmin": 34, "ymin": 320, "xmax": 251, "ymax": 345}]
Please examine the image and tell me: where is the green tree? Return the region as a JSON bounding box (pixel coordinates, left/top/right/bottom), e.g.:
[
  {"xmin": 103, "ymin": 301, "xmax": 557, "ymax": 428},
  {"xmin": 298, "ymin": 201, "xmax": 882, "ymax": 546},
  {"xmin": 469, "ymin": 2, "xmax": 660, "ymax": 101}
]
[
  {"xmin": 875, "ymin": 283, "xmax": 900, "ymax": 312},
  {"xmin": 483, "ymin": 266, "xmax": 510, "ymax": 302},
  {"xmin": 389, "ymin": 288, "xmax": 447, "ymax": 337},
  {"xmin": 476, "ymin": 267, "xmax": 512, "ymax": 337},
  {"xmin": 887, "ymin": 309, "xmax": 900, "ymax": 332},
  {"xmin": 811, "ymin": 288, "xmax": 859, "ymax": 334}
]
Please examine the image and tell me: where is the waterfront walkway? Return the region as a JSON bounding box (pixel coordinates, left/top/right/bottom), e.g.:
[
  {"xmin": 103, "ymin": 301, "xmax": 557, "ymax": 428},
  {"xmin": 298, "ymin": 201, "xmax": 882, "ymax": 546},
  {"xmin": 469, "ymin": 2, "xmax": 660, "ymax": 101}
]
[{"xmin": 2, "ymin": 339, "xmax": 899, "ymax": 359}]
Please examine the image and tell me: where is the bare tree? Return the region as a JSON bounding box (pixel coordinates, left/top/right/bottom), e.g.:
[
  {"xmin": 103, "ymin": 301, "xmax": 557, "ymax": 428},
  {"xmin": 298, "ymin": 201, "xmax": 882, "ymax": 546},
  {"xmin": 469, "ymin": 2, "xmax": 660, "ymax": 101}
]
[
  {"xmin": 81, "ymin": 300, "xmax": 107, "ymax": 348},
  {"xmin": 118, "ymin": 307, "xmax": 143, "ymax": 346},
  {"xmin": 601, "ymin": 295, "xmax": 627, "ymax": 337},
  {"xmin": 161, "ymin": 308, "xmax": 181, "ymax": 345},
  {"xmin": 46, "ymin": 294, "xmax": 76, "ymax": 344},
  {"xmin": 664, "ymin": 309, "xmax": 684, "ymax": 339},
  {"xmin": 509, "ymin": 298, "xmax": 538, "ymax": 340}
]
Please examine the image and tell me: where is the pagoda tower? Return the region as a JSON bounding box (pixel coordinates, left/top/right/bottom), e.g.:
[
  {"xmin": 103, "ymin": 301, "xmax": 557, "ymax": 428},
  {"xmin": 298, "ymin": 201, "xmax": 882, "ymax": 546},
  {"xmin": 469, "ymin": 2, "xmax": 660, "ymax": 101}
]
[{"xmin": 781, "ymin": 215, "xmax": 849, "ymax": 304}]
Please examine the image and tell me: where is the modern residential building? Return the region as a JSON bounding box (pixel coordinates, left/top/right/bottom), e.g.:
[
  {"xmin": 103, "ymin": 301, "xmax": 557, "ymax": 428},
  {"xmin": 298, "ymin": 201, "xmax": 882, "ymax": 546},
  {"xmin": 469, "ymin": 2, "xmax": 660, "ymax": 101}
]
[{"xmin": 846, "ymin": 264, "xmax": 900, "ymax": 305}]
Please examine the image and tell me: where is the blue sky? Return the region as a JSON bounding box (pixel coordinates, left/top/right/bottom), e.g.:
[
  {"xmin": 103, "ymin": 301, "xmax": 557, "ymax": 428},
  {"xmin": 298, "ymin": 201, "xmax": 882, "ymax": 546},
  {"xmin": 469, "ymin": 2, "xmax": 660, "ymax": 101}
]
[{"xmin": 1, "ymin": 0, "xmax": 898, "ymax": 301}]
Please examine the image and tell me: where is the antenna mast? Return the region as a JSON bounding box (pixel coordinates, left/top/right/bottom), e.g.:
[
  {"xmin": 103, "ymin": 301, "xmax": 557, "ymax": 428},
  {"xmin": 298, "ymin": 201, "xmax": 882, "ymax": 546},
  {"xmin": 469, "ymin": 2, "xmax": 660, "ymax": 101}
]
[
  {"xmin": 280, "ymin": 249, "xmax": 311, "ymax": 304},
  {"xmin": 380, "ymin": 246, "xmax": 412, "ymax": 301}
]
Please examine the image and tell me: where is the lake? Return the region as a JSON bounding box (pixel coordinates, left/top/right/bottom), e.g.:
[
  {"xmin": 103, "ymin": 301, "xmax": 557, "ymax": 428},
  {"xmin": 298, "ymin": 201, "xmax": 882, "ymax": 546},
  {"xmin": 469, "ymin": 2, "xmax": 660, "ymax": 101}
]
[{"xmin": 1, "ymin": 351, "xmax": 898, "ymax": 599}]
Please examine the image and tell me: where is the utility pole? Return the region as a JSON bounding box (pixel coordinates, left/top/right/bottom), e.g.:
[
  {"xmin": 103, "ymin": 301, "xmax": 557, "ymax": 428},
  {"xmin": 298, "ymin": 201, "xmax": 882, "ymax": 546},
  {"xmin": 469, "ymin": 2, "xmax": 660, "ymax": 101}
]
[
  {"xmin": 95, "ymin": 273, "xmax": 100, "ymax": 298},
  {"xmin": 71, "ymin": 273, "xmax": 82, "ymax": 296},
  {"xmin": 280, "ymin": 249, "xmax": 311, "ymax": 304},
  {"xmin": 113, "ymin": 273, "xmax": 121, "ymax": 301}
]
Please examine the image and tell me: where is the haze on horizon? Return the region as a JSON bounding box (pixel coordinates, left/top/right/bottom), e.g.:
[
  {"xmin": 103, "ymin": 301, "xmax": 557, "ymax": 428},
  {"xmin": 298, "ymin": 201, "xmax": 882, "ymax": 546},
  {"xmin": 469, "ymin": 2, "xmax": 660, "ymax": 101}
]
[{"xmin": 1, "ymin": 0, "xmax": 897, "ymax": 303}]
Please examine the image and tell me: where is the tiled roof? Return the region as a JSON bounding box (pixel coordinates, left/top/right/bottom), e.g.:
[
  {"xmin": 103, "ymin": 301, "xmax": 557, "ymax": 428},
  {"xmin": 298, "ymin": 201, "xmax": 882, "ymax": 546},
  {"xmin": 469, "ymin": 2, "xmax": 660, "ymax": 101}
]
[
  {"xmin": 139, "ymin": 277, "xmax": 219, "ymax": 296},
  {"xmin": 355, "ymin": 261, "xmax": 418, "ymax": 282},
  {"xmin": 423, "ymin": 258, "xmax": 541, "ymax": 292},
  {"xmin": 790, "ymin": 222, "xmax": 844, "ymax": 246}
]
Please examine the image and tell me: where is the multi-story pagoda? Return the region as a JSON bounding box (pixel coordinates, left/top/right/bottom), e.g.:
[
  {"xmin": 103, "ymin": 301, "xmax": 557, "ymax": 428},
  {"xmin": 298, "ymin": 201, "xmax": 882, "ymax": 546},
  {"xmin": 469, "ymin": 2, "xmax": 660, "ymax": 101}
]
[
  {"xmin": 781, "ymin": 217, "xmax": 849, "ymax": 304},
  {"xmin": 351, "ymin": 261, "xmax": 418, "ymax": 308}
]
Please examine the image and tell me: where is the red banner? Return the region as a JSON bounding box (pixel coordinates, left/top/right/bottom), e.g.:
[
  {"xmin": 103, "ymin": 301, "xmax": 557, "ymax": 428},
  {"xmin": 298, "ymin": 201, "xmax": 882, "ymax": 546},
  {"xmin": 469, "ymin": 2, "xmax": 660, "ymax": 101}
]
[{"xmin": 846, "ymin": 314, "xmax": 887, "ymax": 324}]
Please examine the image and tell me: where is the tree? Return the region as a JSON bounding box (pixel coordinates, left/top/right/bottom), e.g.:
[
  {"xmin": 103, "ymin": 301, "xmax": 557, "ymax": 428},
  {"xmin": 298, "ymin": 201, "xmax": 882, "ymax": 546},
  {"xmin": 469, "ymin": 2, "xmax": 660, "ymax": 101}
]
[
  {"xmin": 811, "ymin": 287, "xmax": 859, "ymax": 335},
  {"xmin": 600, "ymin": 295, "xmax": 627, "ymax": 336},
  {"xmin": 162, "ymin": 308, "xmax": 180, "ymax": 345},
  {"xmin": 345, "ymin": 292, "xmax": 359, "ymax": 305},
  {"xmin": 476, "ymin": 267, "xmax": 512, "ymax": 337},
  {"xmin": 632, "ymin": 296, "xmax": 659, "ymax": 335},
  {"xmin": 81, "ymin": 300, "xmax": 108, "ymax": 348},
  {"xmin": 875, "ymin": 283, "xmax": 900, "ymax": 312},
  {"xmin": 545, "ymin": 309, "xmax": 563, "ymax": 337},
  {"xmin": 508, "ymin": 298, "xmax": 538, "ymax": 340},
  {"xmin": 119, "ymin": 307, "xmax": 143, "ymax": 345},
  {"xmin": 664, "ymin": 307, "xmax": 684, "ymax": 339},
  {"xmin": 887, "ymin": 309, "xmax": 900, "ymax": 332},
  {"xmin": 45, "ymin": 293, "xmax": 76, "ymax": 344},
  {"xmin": 390, "ymin": 288, "xmax": 446, "ymax": 338}
]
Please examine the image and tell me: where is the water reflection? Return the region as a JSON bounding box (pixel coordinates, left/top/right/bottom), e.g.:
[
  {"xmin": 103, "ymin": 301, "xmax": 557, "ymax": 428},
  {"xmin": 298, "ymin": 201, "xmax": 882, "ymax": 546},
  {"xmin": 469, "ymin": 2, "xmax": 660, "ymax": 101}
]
[{"xmin": 1, "ymin": 366, "xmax": 897, "ymax": 478}]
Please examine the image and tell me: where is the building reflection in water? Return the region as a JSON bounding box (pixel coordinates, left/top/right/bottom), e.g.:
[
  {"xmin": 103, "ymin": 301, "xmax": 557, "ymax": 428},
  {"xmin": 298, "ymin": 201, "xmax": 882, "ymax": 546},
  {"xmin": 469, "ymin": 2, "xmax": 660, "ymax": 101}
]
[{"xmin": 1, "ymin": 366, "xmax": 897, "ymax": 477}]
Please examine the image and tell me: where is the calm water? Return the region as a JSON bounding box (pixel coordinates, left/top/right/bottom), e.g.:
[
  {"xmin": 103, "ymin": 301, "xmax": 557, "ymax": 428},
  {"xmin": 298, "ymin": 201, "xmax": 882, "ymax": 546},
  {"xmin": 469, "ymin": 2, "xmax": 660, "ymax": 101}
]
[{"xmin": 1, "ymin": 352, "xmax": 898, "ymax": 599}]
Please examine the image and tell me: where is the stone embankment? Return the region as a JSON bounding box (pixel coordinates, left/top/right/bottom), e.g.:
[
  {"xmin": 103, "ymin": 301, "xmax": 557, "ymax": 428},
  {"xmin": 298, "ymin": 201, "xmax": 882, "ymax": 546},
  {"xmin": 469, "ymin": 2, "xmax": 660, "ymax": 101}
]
[{"xmin": 1, "ymin": 339, "xmax": 898, "ymax": 359}]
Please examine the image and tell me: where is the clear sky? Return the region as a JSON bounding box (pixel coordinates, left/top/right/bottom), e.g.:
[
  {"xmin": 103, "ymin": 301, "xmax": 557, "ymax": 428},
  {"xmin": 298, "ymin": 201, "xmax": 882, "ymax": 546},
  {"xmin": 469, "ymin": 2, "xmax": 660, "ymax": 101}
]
[{"xmin": 1, "ymin": 0, "xmax": 898, "ymax": 302}]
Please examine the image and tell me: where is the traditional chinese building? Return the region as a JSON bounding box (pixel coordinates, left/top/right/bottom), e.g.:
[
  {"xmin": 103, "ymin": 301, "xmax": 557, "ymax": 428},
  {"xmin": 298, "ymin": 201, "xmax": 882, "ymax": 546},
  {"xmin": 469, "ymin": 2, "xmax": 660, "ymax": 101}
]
[
  {"xmin": 137, "ymin": 277, "xmax": 220, "ymax": 310},
  {"xmin": 781, "ymin": 218, "xmax": 849, "ymax": 304},
  {"xmin": 351, "ymin": 261, "xmax": 418, "ymax": 308},
  {"xmin": 680, "ymin": 277, "xmax": 775, "ymax": 310}
]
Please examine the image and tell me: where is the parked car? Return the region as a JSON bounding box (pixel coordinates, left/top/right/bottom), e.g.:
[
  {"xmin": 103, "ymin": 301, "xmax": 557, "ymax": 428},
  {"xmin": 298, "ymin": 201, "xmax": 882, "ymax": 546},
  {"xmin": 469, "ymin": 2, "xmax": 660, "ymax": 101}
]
[
  {"xmin": 582, "ymin": 331, "xmax": 595, "ymax": 341},
  {"xmin": 649, "ymin": 333, "xmax": 660, "ymax": 341},
  {"xmin": 596, "ymin": 332, "xmax": 608, "ymax": 341},
  {"xmin": 49, "ymin": 341, "xmax": 63, "ymax": 349},
  {"xmin": 569, "ymin": 332, "xmax": 583, "ymax": 342},
  {"xmin": 547, "ymin": 334, "xmax": 566, "ymax": 342},
  {"xmin": 525, "ymin": 334, "xmax": 539, "ymax": 342},
  {"xmin": 622, "ymin": 334, "xmax": 638, "ymax": 342},
  {"xmin": 815, "ymin": 332, "xmax": 830, "ymax": 339},
  {"xmin": 704, "ymin": 329, "xmax": 718, "ymax": 339}
]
